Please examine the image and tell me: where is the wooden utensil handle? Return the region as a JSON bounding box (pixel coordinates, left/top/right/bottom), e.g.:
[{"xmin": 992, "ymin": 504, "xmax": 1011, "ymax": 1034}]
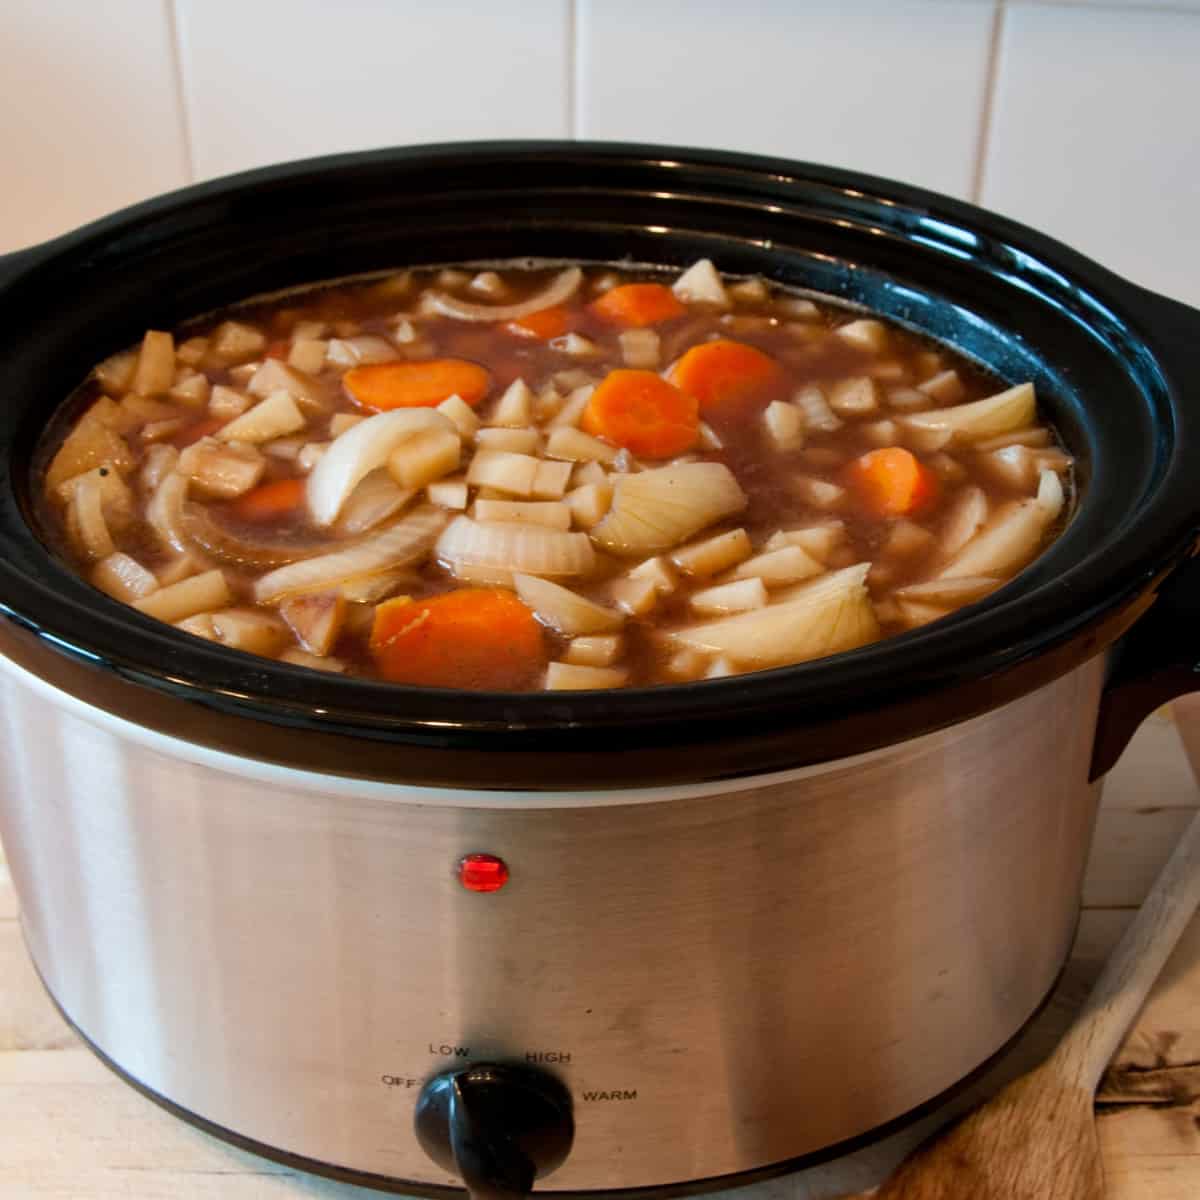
[{"xmin": 1051, "ymin": 805, "xmax": 1200, "ymax": 1093}]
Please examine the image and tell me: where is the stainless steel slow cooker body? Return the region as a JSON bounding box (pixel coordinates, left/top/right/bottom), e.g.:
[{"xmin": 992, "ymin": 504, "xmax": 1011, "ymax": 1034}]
[{"xmin": 0, "ymin": 143, "xmax": 1198, "ymax": 1196}]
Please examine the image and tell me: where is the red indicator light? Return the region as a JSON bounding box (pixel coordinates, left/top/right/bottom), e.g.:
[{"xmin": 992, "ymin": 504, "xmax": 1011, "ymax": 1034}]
[{"xmin": 458, "ymin": 853, "xmax": 510, "ymax": 893}]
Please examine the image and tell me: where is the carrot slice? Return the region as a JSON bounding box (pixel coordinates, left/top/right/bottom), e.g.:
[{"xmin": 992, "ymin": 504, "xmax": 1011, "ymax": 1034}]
[
  {"xmin": 670, "ymin": 340, "xmax": 784, "ymax": 422},
  {"xmin": 582, "ymin": 370, "xmax": 699, "ymax": 459},
  {"xmin": 370, "ymin": 589, "xmax": 545, "ymax": 690},
  {"xmin": 231, "ymin": 477, "xmax": 306, "ymax": 522},
  {"xmin": 344, "ymin": 359, "xmax": 491, "ymax": 410},
  {"xmin": 845, "ymin": 447, "xmax": 941, "ymax": 518},
  {"xmin": 506, "ymin": 305, "xmax": 572, "ymax": 340},
  {"xmin": 589, "ymin": 283, "xmax": 686, "ymax": 328}
]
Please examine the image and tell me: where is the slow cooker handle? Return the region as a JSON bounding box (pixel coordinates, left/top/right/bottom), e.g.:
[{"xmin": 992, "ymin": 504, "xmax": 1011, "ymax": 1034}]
[
  {"xmin": 1091, "ymin": 552, "xmax": 1200, "ymax": 779},
  {"xmin": 1090, "ymin": 283, "xmax": 1200, "ymax": 779}
]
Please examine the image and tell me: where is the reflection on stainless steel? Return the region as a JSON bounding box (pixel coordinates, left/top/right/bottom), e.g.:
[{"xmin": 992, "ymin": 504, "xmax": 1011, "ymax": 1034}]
[{"xmin": 0, "ymin": 659, "xmax": 1106, "ymax": 1191}]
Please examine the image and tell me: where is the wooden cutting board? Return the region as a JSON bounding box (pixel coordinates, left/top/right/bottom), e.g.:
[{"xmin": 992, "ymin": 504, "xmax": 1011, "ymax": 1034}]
[{"xmin": 1, "ymin": 707, "xmax": 1198, "ymax": 1198}]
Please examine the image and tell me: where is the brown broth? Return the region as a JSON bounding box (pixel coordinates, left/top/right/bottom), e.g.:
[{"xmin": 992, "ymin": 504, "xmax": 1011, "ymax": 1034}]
[{"xmin": 37, "ymin": 262, "xmax": 1073, "ymax": 690}]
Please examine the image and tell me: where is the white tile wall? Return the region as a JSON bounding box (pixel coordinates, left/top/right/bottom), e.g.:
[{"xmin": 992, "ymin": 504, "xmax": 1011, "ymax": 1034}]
[
  {"xmin": 985, "ymin": 3, "xmax": 1200, "ymax": 304},
  {"xmin": 1, "ymin": 0, "xmax": 1198, "ymax": 307},
  {"xmin": 174, "ymin": 0, "xmax": 571, "ymax": 181},
  {"xmin": 577, "ymin": 0, "xmax": 996, "ymax": 199},
  {"xmin": 0, "ymin": 0, "xmax": 188, "ymax": 253}
]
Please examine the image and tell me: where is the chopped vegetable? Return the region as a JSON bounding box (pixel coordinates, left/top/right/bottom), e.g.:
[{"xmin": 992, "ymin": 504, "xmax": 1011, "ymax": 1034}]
[
  {"xmin": 902, "ymin": 382, "xmax": 1036, "ymax": 444},
  {"xmin": 370, "ymin": 589, "xmax": 545, "ymax": 690},
  {"xmin": 514, "ymin": 573, "xmax": 624, "ymax": 635},
  {"xmin": 672, "ymin": 259, "xmax": 731, "ymax": 310},
  {"xmin": 845, "ymin": 447, "xmax": 940, "ymax": 518},
  {"xmin": 670, "ymin": 340, "xmax": 783, "ymax": 422},
  {"xmin": 581, "ymin": 370, "xmax": 699, "ymax": 459},
  {"xmin": 507, "ymin": 305, "xmax": 572, "ymax": 340},
  {"xmin": 436, "ymin": 515, "xmax": 596, "ymax": 579},
  {"xmin": 231, "ymin": 477, "xmax": 306, "ymax": 522},
  {"xmin": 544, "ymin": 661, "xmax": 628, "ymax": 690},
  {"xmin": 427, "ymin": 267, "xmax": 582, "ymax": 323},
  {"xmin": 590, "ymin": 282, "xmax": 686, "ymax": 328},
  {"xmin": 344, "ymin": 359, "xmax": 491, "ymax": 411}
]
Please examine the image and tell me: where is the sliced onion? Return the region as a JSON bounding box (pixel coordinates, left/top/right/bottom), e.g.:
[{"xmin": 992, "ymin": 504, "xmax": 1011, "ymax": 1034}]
[
  {"xmin": 903, "ymin": 382, "xmax": 1036, "ymax": 444},
  {"xmin": 666, "ymin": 564, "xmax": 878, "ymax": 668},
  {"xmin": 307, "ymin": 408, "xmax": 454, "ymax": 526},
  {"xmin": 437, "ymin": 516, "xmax": 596, "ymax": 579},
  {"xmin": 255, "ymin": 506, "xmax": 447, "ymax": 602},
  {"xmin": 937, "ymin": 500, "xmax": 1051, "ymax": 580},
  {"xmin": 591, "ymin": 463, "xmax": 747, "ymax": 557},
  {"xmin": 183, "ymin": 504, "xmax": 328, "ymax": 568},
  {"xmin": 335, "ymin": 469, "xmax": 415, "ymax": 536},
  {"xmin": 426, "ymin": 267, "xmax": 583, "ymax": 323},
  {"xmin": 147, "ymin": 471, "xmax": 191, "ymax": 553},
  {"xmin": 514, "ymin": 573, "xmax": 624, "ymax": 635}
]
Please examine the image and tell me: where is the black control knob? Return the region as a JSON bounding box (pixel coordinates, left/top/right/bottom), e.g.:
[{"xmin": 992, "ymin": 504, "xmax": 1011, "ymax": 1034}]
[{"xmin": 414, "ymin": 1062, "xmax": 574, "ymax": 1200}]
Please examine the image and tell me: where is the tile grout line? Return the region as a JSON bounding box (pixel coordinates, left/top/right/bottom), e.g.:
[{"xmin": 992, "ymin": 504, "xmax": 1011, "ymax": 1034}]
[
  {"xmin": 164, "ymin": 0, "xmax": 197, "ymax": 184},
  {"xmin": 566, "ymin": 0, "xmax": 579, "ymax": 139},
  {"xmin": 969, "ymin": 0, "xmax": 1006, "ymax": 204}
]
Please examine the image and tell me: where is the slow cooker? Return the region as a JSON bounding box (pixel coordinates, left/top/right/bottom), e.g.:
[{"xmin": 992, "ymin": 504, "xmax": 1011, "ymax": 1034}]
[{"xmin": 0, "ymin": 143, "xmax": 1197, "ymax": 1198}]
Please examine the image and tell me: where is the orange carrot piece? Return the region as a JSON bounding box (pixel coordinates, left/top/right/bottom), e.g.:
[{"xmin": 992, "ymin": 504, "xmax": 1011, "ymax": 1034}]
[
  {"xmin": 370, "ymin": 589, "xmax": 545, "ymax": 691},
  {"xmin": 581, "ymin": 370, "xmax": 699, "ymax": 458},
  {"xmin": 344, "ymin": 359, "xmax": 491, "ymax": 410},
  {"xmin": 231, "ymin": 477, "xmax": 306, "ymax": 522},
  {"xmin": 670, "ymin": 339, "xmax": 784, "ymax": 422},
  {"xmin": 589, "ymin": 283, "xmax": 686, "ymax": 328},
  {"xmin": 506, "ymin": 305, "xmax": 572, "ymax": 340},
  {"xmin": 845, "ymin": 447, "xmax": 941, "ymax": 518}
]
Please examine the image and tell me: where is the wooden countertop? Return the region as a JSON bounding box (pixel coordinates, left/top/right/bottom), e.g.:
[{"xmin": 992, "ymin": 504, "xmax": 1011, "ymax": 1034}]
[{"xmin": 2, "ymin": 703, "xmax": 1199, "ymax": 1199}]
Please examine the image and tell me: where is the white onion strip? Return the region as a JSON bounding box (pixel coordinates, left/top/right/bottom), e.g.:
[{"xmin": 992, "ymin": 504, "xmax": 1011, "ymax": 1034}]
[
  {"xmin": 437, "ymin": 516, "xmax": 596, "ymax": 578},
  {"xmin": 255, "ymin": 506, "xmax": 447, "ymax": 602},
  {"xmin": 307, "ymin": 409, "xmax": 455, "ymax": 526},
  {"xmin": 426, "ymin": 267, "xmax": 583, "ymax": 323}
]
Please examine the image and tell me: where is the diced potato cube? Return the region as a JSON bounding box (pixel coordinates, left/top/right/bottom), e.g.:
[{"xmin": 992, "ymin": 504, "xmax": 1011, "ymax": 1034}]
[
  {"xmin": 46, "ymin": 408, "xmax": 135, "ymax": 491},
  {"xmin": 280, "ymin": 591, "xmax": 346, "ymax": 656},
  {"xmin": 217, "ymin": 390, "xmax": 306, "ymax": 443},
  {"xmin": 763, "ymin": 521, "xmax": 844, "ymax": 562},
  {"xmin": 727, "ymin": 277, "xmax": 770, "ymax": 305},
  {"xmin": 544, "ymin": 662, "xmax": 628, "ymax": 690},
  {"xmin": 628, "ymin": 556, "xmax": 677, "ymax": 595},
  {"xmin": 438, "ymin": 393, "xmax": 481, "ymax": 438},
  {"xmin": 490, "ymin": 378, "xmax": 535, "ymax": 426},
  {"xmin": 391, "ymin": 317, "xmax": 417, "ymax": 343},
  {"xmin": 866, "ymin": 360, "xmax": 909, "ymax": 383},
  {"xmin": 671, "ymin": 528, "xmax": 752, "ymax": 577},
  {"xmin": 565, "ymin": 482, "xmax": 612, "ymax": 529},
  {"xmin": 326, "ymin": 335, "xmax": 399, "ymax": 367},
  {"xmin": 134, "ymin": 569, "xmax": 231, "ymax": 623},
  {"xmin": 288, "ymin": 337, "xmax": 328, "ymax": 375},
  {"xmin": 387, "ymin": 427, "xmax": 461, "ymax": 490},
  {"xmin": 473, "ymin": 500, "xmax": 572, "ymax": 529},
  {"xmin": 552, "ymin": 368, "xmax": 597, "ymax": 393},
  {"xmin": 466, "ymin": 449, "xmax": 541, "ymax": 497},
  {"xmin": 95, "ymin": 349, "xmax": 138, "ymax": 393},
  {"xmin": 178, "ymin": 438, "xmax": 265, "ymax": 499},
  {"xmin": 175, "ymin": 613, "xmax": 217, "ymax": 640},
  {"xmin": 211, "ymin": 608, "xmax": 289, "ymax": 656},
  {"xmin": 210, "ymin": 321, "xmax": 266, "ymax": 362},
  {"xmin": 777, "ymin": 296, "xmax": 820, "ymax": 320},
  {"xmin": 978, "ymin": 445, "xmax": 1037, "ymax": 490},
  {"xmin": 545, "ymin": 427, "xmax": 617, "ymax": 464},
  {"xmin": 792, "ymin": 385, "xmax": 841, "ymax": 432},
  {"xmin": 619, "ymin": 329, "xmax": 661, "ymax": 368},
  {"xmin": 672, "ymin": 259, "xmax": 730, "ymax": 309},
  {"xmin": 247, "ymin": 358, "xmax": 325, "ymax": 411},
  {"xmin": 530, "ymin": 458, "xmax": 573, "ymax": 500},
  {"xmin": 209, "ymin": 384, "xmax": 251, "ymax": 419},
  {"xmin": 563, "ymin": 635, "xmax": 622, "ymax": 668},
  {"xmin": 610, "ymin": 576, "xmax": 660, "ymax": 616},
  {"xmin": 168, "ymin": 373, "xmax": 210, "ymax": 408},
  {"xmin": 731, "ymin": 545, "xmax": 824, "ymax": 587},
  {"xmin": 665, "ymin": 647, "xmax": 709, "ymax": 680},
  {"xmin": 886, "ymin": 386, "xmax": 935, "ymax": 412},
  {"xmin": 547, "ymin": 384, "xmax": 595, "ymax": 429},
  {"xmin": 469, "ymin": 270, "xmax": 507, "ymax": 297},
  {"xmin": 862, "ymin": 418, "xmax": 900, "ymax": 447},
  {"xmin": 829, "ymin": 377, "xmax": 880, "ymax": 416},
  {"xmin": 292, "ymin": 319, "xmax": 330, "ymax": 340},
  {"xmin": 329, "ymin": 412, "xmax": 366, "ymax": 438},
  {"xmin": 175, "ymin": 338, "xmax": 209, "ymax": 368},
  {"xmin": 549, "ymin": 333, "xmax": 602, "ymax": 358},
  {"xmin": 131, "ymin": 331, "xmax": 176, "ymax": 396},
  {"xmin": 690, "ymin": 577, "xmax": 768, "ymax": 615},
  {"xmin": 426, "ymin": 479, "xmax": 469, "ymax": 510},
  {"xmin": 476, "ymin": 427, "xmax": 539, "ymax": 455},
  {"xmin": 835, "ymin": 319, "xmax": 888, "ymax": 353},
  {"xmin": 918, "ymin": 369, "xmax": 966, "ymax": 405},
  {"xmin": 141, "ymin": 418, "xmax": 186, "ymax": 443},
  {"xmin": 572, "ymin": 460, "xmax": 607, "ymax": 488},
  {"xmin": 792, "ymin": 477, "xmax": 846, "ymax": 509},
  {"xmin": 763, "ymin": 400, "xmax": 805, "ymax": 450},
  {"xmin": 263, "ymin": 436, "xmax": 305, "ymax": 461}
]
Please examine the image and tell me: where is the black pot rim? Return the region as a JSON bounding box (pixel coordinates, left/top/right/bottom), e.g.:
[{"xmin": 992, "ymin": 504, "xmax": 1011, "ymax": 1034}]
[{"xmin": 0, "ymin": 140, "xmax": 1197, "ymax": 790}]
